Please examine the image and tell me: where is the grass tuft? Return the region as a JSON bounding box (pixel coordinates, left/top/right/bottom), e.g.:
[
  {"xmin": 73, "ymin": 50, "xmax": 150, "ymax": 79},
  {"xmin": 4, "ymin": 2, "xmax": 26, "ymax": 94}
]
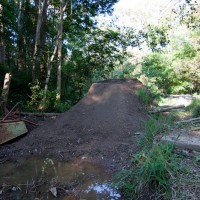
[
  {"xmin": 135, "ymin": 89, "xmax": 152, "ymax": 106},
  {"xmin": 114, "ymin": 143, "xmax": 178, "ymax": 200},
  {"xmin": 114, "ymin": 114, "xmax": 179, "ymax": 199},
  {"xmin": 186, "ymin": 98, "xmax": 200, "ymax": 117}
]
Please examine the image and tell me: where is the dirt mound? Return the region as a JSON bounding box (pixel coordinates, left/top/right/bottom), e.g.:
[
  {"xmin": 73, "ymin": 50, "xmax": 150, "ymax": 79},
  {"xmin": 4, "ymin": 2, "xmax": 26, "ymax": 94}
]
[{"xmin": 0, "ymin": 79, "xmax": 148, "ymax": 169}]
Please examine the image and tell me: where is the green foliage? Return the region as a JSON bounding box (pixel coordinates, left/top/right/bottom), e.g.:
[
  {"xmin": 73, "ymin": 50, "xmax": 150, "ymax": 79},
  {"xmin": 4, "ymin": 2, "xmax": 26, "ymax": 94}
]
[
  {"xmin": 140, "ymin": 53, "xmax": 177, "ymax": 95},
  {"xmin": 54, "ymin": 101, "xmax": 71, "ymax": 113},
  {"xmin": 135, "ymin": 89, "xmax": 152, "ymax": 106},
  {"xmin": 114, "ymin": 114, "xmax": 178, "ymax": 199},
  {"xmin": 26, "ymin": 81, "xmax": 71, "ymax": 112},
  {"xmin": 178, "ymin": 1, "xmax": 200, "ymax": 30},
  {"xmin": 140, "ymin": 114, "xmax": 176, "ymax": 148},
  {"xmin": 138, "ymin": 32, "xmax": 200, "ymax": 95},
  {"xmin": 186, "ymin": 98, "xmax": 200, "ymax": 117},
  {"xmin": 114, "ymin": 144, "xmax": 177, "ymax": 199},
  {"xmin": 0, "ymin": 0, "xmax": 126, "ymax": 111},
  {"xmin": 110, "ymin": 61, "xmax": 136, "ymax": 79},
  {"xmin": 145, "ymin": 25, "xmax": 170, "ymax": 52},
  {"xmin": 195, "ymin": 155, "xmax": 200, "ymax": 162},
  {"xmin": 26, "ymin": 81, "xmax": 56, "ymax": 112},
  {"xmin": 174, "ymin": 42, "xmax": 197, "ymax": 60}
]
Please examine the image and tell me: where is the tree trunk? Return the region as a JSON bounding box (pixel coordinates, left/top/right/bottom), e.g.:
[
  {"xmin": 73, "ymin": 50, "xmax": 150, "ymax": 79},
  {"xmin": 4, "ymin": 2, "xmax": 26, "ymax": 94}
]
[
  {"xmin": 40, "ymin": 0, "xmax": 49, "ymax": 85},
  {"xmin": 0, "ymin": 4, "xmax": 5, "ymax": 64},
  {"xmin": 39, "ymin": 38, "xmax": 58, "ymax": 110},
  {"xmin": 1, "ymin": 73, "xmax": 12, "ymax": 108},
  {"xmin": 42, "ymin": 1, "xmax": 67, "ymax": 105},
  {"xmin": 17, "ymin": 0, "xmax": 25, "ymax": 70},
  {"xmin": 44, "ymin": 39, "xmax": 59, "ymax": 94},
  {"xmin": 0, "ymin": 34, "xmax": 5, "ymax": 64},
  {"xmin": 56, "ymin": 0, "xmax": 66, "ymax": 101},
  {"xmin": 32, "ymin": 0, "xmax": 46, "ymax": 84}
]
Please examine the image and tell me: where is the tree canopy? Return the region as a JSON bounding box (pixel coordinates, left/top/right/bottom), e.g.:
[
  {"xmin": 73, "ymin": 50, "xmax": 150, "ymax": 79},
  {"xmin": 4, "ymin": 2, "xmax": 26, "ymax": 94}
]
[{"xmin": 0, "ymin": 0, "xmax": 199, "ymax": 112}]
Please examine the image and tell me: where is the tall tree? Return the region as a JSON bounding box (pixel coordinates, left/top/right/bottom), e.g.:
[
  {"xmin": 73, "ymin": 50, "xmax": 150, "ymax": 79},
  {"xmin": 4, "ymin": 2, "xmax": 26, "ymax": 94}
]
[
  {"xmin": 40, "ymin": 0, "xmax": 49, "ymax": 83},
  {"xmin": 56, "ymin": 0, "xmax": 67, "ymax": 101},
  {"xmin": 32, "ymin": 0, "xmax": 48, "ymax": 83},
  {"xmin": 17, "ymin": 0, "xmax": 24, "ymax": 70},
  {"xmin": 0, "ymin": 4, "xmax": 5, "ymax": 64}
]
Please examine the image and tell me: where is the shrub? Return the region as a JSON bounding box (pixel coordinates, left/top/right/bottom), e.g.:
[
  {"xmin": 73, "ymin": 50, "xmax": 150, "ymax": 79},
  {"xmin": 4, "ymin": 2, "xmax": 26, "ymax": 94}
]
[
  {"xmin": 54, "ymin": 101, "xmax": 71, "ymax": 113},
  {"xmin": 26, "ymin": 81, "xmax": 59, "ymax": 112},
  {"xmin": 140, "ymin": 53, "xmax": 177, "ymax": 95}
]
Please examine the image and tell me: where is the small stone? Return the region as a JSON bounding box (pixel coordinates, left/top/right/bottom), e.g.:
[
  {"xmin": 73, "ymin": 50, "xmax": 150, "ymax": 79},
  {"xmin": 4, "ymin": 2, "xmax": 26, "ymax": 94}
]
[
  {"xmin": 12, "ymin": 187, "xmax": 17, "ymax": 191},
  {"xmin": 49, "ymin": 187, "xmax": 57, "ymax": 197},
  {"xmin": 134, "ymin": 132, "xmax": 142, "ymax": 135}
]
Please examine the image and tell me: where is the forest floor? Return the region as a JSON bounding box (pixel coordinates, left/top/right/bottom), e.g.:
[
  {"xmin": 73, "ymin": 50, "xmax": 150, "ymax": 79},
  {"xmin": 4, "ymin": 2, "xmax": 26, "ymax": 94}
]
[{"xmin": 0, "ymin": 79, "xmax": 199, "ymax": 199}]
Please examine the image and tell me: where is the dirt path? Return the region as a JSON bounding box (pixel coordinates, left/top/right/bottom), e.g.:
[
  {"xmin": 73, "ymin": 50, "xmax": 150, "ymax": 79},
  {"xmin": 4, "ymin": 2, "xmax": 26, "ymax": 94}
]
[{"xmin": 0, "ymin": 79, "xmax": 148, "ymax": 170}]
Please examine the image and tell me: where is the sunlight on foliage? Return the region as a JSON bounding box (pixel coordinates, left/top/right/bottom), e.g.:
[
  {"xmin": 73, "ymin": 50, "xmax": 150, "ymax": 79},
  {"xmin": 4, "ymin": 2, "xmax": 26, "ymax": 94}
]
[{"xmin": 186, "ymin": 98, "xmax": 200, "ymax": 117}]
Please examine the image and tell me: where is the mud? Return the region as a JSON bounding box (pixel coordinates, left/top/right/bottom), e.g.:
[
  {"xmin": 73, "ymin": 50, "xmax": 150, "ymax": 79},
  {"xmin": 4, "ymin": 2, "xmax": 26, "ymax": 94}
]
[
  {"xmin": 0, "ymin": 79, "xmax": 148, "ymax": 171},
  {"xmin": 0, "ymin": 156, "xmax": 120, "ymax": 200}
]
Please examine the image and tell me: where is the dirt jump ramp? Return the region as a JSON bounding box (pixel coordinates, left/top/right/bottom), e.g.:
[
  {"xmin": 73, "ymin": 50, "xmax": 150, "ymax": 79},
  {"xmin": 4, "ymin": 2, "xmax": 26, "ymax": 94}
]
[{"xmin": 0, "ymin": 79, "xmax": 148, "ymax": 169}]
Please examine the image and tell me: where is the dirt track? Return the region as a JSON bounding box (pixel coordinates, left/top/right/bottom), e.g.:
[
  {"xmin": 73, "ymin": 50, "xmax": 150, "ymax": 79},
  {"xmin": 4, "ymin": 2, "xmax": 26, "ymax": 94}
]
[{"xmin": 0, "ymin": 79, "xmax": 148, "ymax": 170}]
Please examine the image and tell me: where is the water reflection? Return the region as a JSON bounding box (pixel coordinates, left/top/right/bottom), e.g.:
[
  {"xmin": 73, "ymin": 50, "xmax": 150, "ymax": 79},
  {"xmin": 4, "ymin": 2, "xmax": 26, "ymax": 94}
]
[
  {"xmin": 0, "ymin": 157, "xmax": 121, "ymax": 200},
  {"xmin": 82, "ymin": 182, "xmax": 121, "ymax": 200}
]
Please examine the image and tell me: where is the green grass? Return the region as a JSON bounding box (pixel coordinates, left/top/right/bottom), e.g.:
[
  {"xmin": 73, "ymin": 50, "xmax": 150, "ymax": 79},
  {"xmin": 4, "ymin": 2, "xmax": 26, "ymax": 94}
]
[
  {"xmin": 139, "ymin": 114, "xmax": 176, "ymax": 148},
  {"xmin": 135, "ymin": 89, "xmax": 152, "ymax": 106},
  {"xmin": 114, "ymin": 114, "xmax": 179, "ymax": 199},
  {"xmin": 186, "ymin": 98, "xmax": 200, "ymax": 118},
  {"xmin": 114, "ymin": 143, "xmax": 178, "ymax": 200},
  {"xmin": 114, "ymin": 97, "xmax": 200, "ymax": 199},
  {"xmin": 170, "ymin": 153, "xmax": 200, "ymax": 199}
]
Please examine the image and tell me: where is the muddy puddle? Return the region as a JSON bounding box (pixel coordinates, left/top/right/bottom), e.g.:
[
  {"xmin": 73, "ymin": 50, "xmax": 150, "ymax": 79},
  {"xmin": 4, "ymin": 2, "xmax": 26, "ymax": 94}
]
[{"xmin": 0, "ymin": 157, "xmax": 121, "ymax": 200}]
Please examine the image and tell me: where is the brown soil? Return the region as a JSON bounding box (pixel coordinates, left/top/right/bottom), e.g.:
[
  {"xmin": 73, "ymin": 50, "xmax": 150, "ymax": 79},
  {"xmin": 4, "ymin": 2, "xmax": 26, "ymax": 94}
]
[{"xmin": 0, "ymin": 79, "xmax": 148, "ymax": 170}]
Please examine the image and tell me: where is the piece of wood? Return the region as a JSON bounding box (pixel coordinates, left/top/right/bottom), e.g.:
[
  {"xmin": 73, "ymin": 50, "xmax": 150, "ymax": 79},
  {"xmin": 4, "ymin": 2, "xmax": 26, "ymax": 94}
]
[
  {"xmin": 149, "ymin": 105, "xmax": 185, "ymax": 114},
  {"xmin": 176, "ymin": 117, "xmax": 200, "ymax": 124},
  {"xmin": 191, "ymin": 126, "xmax": 200, "ymax": 131},
  {"xmin": 0, "ymin": 121, "xmax": 27, "ymax": 145},
  {"xmin": 2, "ymin": 102, "xmax": 20, "ymax": 121},
  {"xmin": 1, "ymin": 73, "xmax": 12, "ymax": 107},
  {"xmin": 20, "ymin": 112, "xmax": 60, "ymax": 117}
]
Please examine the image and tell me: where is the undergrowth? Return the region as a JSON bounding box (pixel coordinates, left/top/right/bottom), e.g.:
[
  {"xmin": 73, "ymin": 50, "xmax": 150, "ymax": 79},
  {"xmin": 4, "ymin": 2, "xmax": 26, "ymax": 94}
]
[
  {"xmin": 140, "ymin": 114, "xmax": 177, "ymax": 148},
  {"xmin": 25, "ymin": 81, "xmax": 71, "ymax": 112},
  {"xmin": 186, "ymin": 98, "xmax": 200, "ymax": 118},
  {"xmin": 135, "ymin": 88, "xmax": 162, "ymax": 107},
  {"xmin": 114, "ymin": 114, "xmax": 180, "ymax": 199},
  {"xmin": 135, "ymin": 89, "xmax": 152, "ymax": 106}
]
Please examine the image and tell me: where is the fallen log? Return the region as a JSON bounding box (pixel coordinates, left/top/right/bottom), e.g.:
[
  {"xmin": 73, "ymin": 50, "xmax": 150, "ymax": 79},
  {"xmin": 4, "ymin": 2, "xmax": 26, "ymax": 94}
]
[
  {"xmin": 21, "ymin": 112, "xmax": 60, "ymax": 117},
  {"xmin": 176, "ymin": 117, "xmax": 200, "ymax": 124},
  {"xmin": 149, "ymin": 105, "xmax": 185, "ymax": 114}
]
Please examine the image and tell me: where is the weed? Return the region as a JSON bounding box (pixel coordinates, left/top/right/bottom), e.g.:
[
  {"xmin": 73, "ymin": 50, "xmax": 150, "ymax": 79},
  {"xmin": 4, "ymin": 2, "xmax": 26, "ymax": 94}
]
[
  {"xmin": 139, "ymin": 114, "xmax": 176, "ymax": 148},
  {"xmin": 114, "ymin": 114, "xmax": 178, "ymax": 199},
  {"xmin": 186, "ymin": 98, "xmax": 200, "ymax": 117},
  {"xmin": 114, "ymin": 144, "xmax": 178, "ymax": 200},
  {"xmin": 171, "ymin": 155, "xmax": 200, "ymax": 199},
  {"xmin": 195, "ymin": 156, "xmax": 200, "ymax": 162},
  {"xmin": 135, "ymin": 89, "xmax": 152, "ymax": 106}
]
